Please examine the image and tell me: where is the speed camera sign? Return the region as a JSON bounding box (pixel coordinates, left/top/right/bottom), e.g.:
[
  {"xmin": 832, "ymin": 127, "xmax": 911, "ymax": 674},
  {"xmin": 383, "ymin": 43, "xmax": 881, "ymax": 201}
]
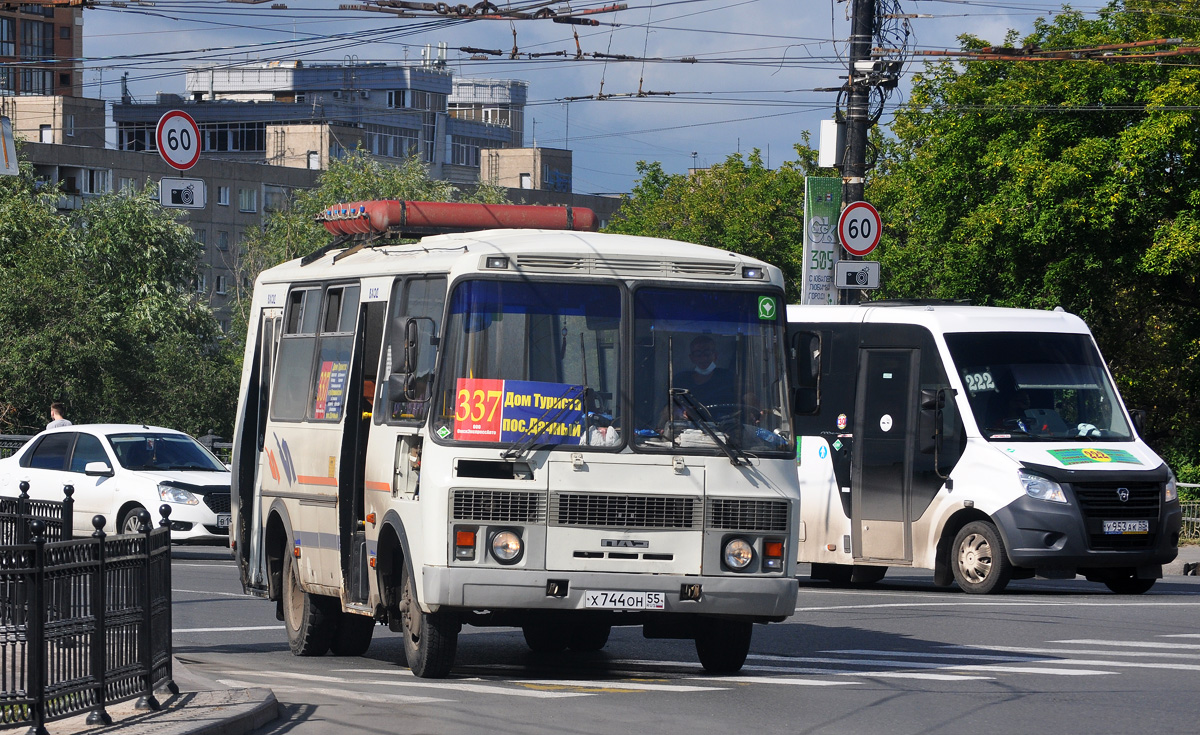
[
  {"xmin": 837, "ymin": 201, "xmax": 882, "ymax": 257},
  {"xmin": 155, "ymin": 110, "xmax": 201, "ymax": 171}
]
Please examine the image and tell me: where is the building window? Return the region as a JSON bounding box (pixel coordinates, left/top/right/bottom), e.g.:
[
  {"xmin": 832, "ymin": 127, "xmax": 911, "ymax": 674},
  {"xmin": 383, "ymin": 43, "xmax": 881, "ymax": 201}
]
[
  {"xmin": 200, "ymin": 121, "xmax": 266, "ymax": 153},
  {"xmin": 387, "ymin": 90, "xmax": 407, "ymax": 109},
  {"xmin": 39, "ymin": 124, "xmax": 51, "ymax": 143},
  {"xmin": 59, "ymin": 25, "xmax": 70, "ymax": 39},
  {"xmin": 194, "ymin": 228, "xmax": 207, "ymax": 248},
  {"xmin": 0, "ymin": 18, "xmax": 15, "ymax": 56},
  {"xmin": 215, "ymin": 275, "xmax": 227, "ymax": 295},
  {"xmin": 238, "ymin": 187, "xmax": 257, "ymax": 213},
  {"xmin": 118, "ymin": 177, "xmax": 135, "ymax": 192},
  {"xmin": 217, "ymin": 186, "xmax": 230, "ymax": 206},
  {"xmin": 216, "ymin": 231, "xmax": 229, "ymax": 251},
  {"xmin": 307, "ymin": 151, "xmax": 320, "ymax": 170},
  {"xmin": 117, "ymin": 123, "xmax": 153, "ymax": 152},
  {"xmin": 58, "ymin": 73, "xmax": 70, "ymax": 88},
  {"xmin": 82, "ymin": 168, "xmax": 110, "ymax": 194},
  {"xmin": 65, "ymin": 114, "xmax": 74, "ymax": 137},
  {"xmin": 196, "ymin": 272, "xmax": 208, "ymax": 293}
]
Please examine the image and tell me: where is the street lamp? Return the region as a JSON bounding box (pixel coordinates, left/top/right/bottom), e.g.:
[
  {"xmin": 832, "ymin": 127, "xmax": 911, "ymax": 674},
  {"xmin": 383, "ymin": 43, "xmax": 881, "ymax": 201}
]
[{"xmin": 691, "ymin": 151, "xmax": 698, "ymax": 171}]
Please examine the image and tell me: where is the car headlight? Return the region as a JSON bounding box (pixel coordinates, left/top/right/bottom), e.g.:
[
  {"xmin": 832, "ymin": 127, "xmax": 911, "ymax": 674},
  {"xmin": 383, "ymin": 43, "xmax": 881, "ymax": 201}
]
[
  {"xmin": 489, "ymin": 529, "xmax": 523, "ymax": 564},
  {"xmin": 158, "ymin": 484, "xmax": 199, "ymax": 505},
  {"xmin": 723, "ymin": 538, "xmax": 754, "ymax": 569},
  {"xmin": 1165, "ymin": 468, "xmax": 1178, "ymax": 503},
  {"xmin": 1018, "ymin": 470, "xmax": 1067, "ymax": 503}
]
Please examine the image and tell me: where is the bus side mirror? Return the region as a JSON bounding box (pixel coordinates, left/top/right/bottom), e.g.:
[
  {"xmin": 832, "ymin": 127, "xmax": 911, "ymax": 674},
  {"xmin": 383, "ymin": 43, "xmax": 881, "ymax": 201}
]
[
  {"xmin": 388, "ymin": 373, "xmax": 416, "ymax": 402},
  {"xmin": 918, "ymin": 389, "xmax": 945, "ymax": 455},
  {"xmin": 1129, "ymin": 408, "xmax": 1147, "ymax": 437},
  {"xmin": 402, "ymin": 318, "xmax": 420, "ymax": 373}
]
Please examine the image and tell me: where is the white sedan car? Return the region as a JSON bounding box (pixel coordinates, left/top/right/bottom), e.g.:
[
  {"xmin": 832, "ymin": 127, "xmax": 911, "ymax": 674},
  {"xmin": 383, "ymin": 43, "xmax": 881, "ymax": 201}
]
[{"xmin": 0, "ymin": 424, "xmax": 231, "ymax": 542}]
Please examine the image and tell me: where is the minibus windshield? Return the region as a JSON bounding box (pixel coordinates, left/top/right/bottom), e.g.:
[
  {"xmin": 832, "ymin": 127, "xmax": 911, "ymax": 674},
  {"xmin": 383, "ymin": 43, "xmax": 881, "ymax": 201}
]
[
  {"xmin": 433, "ymin": 279, "xmax": 622, "ymax": 449},
  {"xmin": 631, "ymin": 287, "xmax": 792, "ymax": 456},
  {"xmin": 944, "ymin": 332, "xmax": 1133, "ymax": 442}
]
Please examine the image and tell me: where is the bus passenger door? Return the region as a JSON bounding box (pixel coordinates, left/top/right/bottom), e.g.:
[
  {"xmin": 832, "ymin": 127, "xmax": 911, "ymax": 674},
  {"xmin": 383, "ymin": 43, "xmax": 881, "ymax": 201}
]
[
  {"xmin": 852, "ymin": 348, "xmax": 919, "ymax": 563},
  {"xmin": 338, "ymin": 300, "xmax": 386, "ymax": 604},
  {"xmin": 237, "ymin": 311, "xmax": 280, "ymax": 593}
]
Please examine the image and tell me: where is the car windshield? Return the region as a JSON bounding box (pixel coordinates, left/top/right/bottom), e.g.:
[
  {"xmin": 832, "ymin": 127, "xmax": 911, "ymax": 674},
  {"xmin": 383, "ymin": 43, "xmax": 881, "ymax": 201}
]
[
  {"xmin": 433, "ymin": 279, "xmax": 622, "ymax": 449},
  {"xmin": 630, "ymin": 287, "xmax": 792, "ymax": 456},
  {"xmin": 108, "ymin": 433, "xmax": 228, "ymax": 471},
  {"xmin": 943, "ymin": 332, "xmax": 1133, "ymax": 442}
]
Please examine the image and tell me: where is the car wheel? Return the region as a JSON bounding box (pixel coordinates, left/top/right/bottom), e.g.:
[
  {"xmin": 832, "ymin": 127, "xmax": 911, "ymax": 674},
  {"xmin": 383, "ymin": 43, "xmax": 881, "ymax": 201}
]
[
  {"xmin": 282, "ymin": 552, "xmax": 335, "ymax": 656},
  {"xmin": 1103, "ymin": 570, "xmax": 1156, "ymax": 595},
  {"xmin": 951, "ymin": 521, "xmax": 1012, "ymax": 594},
  {"xmin": 119, "ymin": 506, "xmax": 148, "ymax": 535}
]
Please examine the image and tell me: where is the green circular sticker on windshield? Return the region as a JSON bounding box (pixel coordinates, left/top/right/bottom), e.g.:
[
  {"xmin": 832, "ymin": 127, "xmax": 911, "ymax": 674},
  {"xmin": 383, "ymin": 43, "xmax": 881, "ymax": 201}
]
[{"xmin": 758, "ymin": 296, "xmax": 777, "ymax": 320}]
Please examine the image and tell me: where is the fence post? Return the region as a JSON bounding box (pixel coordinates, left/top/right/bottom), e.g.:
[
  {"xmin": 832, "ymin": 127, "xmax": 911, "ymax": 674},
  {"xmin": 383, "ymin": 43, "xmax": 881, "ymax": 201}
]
[
  {"xmin": 24, "ymin": 518, "xmax": 49, "ymax": 735},
  {"xmin": 85, "ymin": 514, "xmax": 112, "ymax": 726},
  {"xmin": 17, "ymin": 480, "xmax": 30, "ymax": 545},
  {"xmin": 61, "ymin": 484, "xmax": 74, "ymax": 541},
  {"xmin": 133, "ymin": 509, "xmax": 159, "ymax": 712},
  {"xmin": 159, "ymin": 504, "xmax": 178, "ymax": 695}
]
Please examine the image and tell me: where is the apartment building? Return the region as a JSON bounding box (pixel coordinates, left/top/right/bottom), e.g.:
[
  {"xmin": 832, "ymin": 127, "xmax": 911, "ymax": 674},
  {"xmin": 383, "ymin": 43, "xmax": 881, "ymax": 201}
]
[{"xmin": 0, "ymin": 3, "xmax": 82, "ymax": 97}]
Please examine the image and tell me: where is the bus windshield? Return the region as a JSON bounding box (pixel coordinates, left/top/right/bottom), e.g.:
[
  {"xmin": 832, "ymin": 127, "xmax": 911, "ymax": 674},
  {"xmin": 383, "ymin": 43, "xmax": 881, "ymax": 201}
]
[
  {"xmin": 631, "ymin": 287, "xmax": 792, "ymax": 456},
  {"xmin": 944, "ymin": 332, "xmax": 1133, "ymax": 442},
  {"xmin": 433, "ymin": 279, "xmax": 622, "ymax": 449}
]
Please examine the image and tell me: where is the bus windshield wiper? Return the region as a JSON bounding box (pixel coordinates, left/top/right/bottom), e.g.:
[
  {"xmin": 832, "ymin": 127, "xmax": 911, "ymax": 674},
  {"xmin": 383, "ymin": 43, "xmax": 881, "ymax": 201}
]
[
  {"xmin": 670, "ymin": 389, "xmax": 750, "ymax": 466},
  {"xmin": 500, "ymin": 385, "xmax": 587, "ymax": 461}
]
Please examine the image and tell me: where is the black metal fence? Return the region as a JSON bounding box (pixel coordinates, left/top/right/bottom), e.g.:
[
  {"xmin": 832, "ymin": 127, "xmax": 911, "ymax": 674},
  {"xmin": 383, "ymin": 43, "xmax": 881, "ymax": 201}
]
[
  {"xmin": 0, "ymin": 489, "xmax": 175, "ymax": 734},
  {"xmin": 0, "ymin": 435, "xmax": 33, "ymax": 461}
]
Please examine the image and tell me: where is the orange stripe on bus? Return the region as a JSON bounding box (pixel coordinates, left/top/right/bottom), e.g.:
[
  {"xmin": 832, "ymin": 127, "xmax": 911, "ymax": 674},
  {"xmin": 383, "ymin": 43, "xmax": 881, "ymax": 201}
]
[
  {"xmin": 297, "ymin": 475, "xmax": 339, "ymax": 487},
  {"xmin": 364, "ymin": 481, "xmax": 391, "ymax": 492}
]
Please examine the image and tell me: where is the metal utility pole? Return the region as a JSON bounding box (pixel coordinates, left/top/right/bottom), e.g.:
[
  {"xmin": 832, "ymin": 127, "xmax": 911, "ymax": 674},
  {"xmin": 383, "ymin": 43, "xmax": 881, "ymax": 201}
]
[{"xmin": 839, "ymin": 0, "xmax": 876, "ymax": 304}]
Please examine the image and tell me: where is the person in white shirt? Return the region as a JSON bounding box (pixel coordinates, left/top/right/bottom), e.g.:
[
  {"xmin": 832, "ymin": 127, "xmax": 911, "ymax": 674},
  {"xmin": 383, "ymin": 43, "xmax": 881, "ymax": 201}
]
[{"xmin": 46, "ymin": 402, "xmax": 72, "ymax": 429}]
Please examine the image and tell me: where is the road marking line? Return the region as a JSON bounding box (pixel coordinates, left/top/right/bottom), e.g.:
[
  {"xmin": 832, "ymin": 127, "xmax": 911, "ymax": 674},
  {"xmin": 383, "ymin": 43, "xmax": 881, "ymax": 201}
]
[
  {"xmin": 173, "ymin": 588, "xmax": 255, "ymax": 598},
  {"xmin": 613, "ymin": 659, "xmax": 994, "ymax": 682},
  {"xmin": 517, "ymin": 679, "xmax": 721, "ymax": 692},
  {"xmin": 794, "ymin": 601, "xmax": 1200, "ymax": 612},
  {"xmin": 175, "ymin": 625, "xmax": 281, "ymax": 633},
  {"xmin": 1052, "ymin": 639, "xmax": 1200, "ymax": 650},
  {"xmin": 218, "ymin": 679, "xmax": 448, "ymax": 704},
  {"xmin": 749, "ymin": 655, "xmax": 1111, "ymax": 676},
  {"xmin": 1160, "ymin": 634, "xmax": 1200, "ymax": 638},
  {"xmin": 817, "ymin": 650, "xmax": 1048, "ymax": 663},
  {"xmin": 944, "ymin": 644, "xmax": 1200, "ymax": 660},
  {"xmin": 253, "ymin": 668, "xmax": 591, "ymax": 698},
  {"xmin": 689, "ymin": 675, "xmax": 856, "ymax": 686}
]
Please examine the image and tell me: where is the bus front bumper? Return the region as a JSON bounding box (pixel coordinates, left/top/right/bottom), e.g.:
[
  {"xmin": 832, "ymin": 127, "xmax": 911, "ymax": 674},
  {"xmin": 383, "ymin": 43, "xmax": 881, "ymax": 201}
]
[{"xmin": 421, "ymin": 565, "xmax": 798, "ymax": 620}]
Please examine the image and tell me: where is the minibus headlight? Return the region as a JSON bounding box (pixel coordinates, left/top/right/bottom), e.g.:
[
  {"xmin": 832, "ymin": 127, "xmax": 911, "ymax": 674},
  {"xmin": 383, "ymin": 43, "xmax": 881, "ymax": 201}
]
[
  {"xmin": 158, "ymin": 484, "xmax": 199, "ymax": 505},
  {"xmin": 1018, "ymin": 470, "xmax": 1066, "ymax": 504},
  {"xmin": 723, "ymin": 538, "xmax": 754, "ymax": 569},
  {"xmin": 1165, "ymin": 468, "xmax": 1178, "ymax": 503},
  {"xmin": 489, "ymin": 529, "xmax": 523, "ymax": 564}
]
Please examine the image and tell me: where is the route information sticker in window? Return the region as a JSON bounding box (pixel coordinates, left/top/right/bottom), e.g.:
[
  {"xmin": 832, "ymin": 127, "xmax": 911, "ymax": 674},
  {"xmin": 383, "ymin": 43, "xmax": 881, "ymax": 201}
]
[
  {"xmin": 453, "ymin": 378, "xmax": 584, "ymax": 444},
  {"xmin": 314, "ymin": 361, "xmax": 349, "ymax": 420},
  {"xmin": 1047, "ymin": 448, "xmax": 1141, "ymax": 466}
]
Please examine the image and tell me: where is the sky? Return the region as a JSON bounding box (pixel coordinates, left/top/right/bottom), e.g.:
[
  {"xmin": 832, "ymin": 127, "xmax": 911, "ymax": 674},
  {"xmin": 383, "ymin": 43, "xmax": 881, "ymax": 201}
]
[{"xmin": 77, "ymin": 0, "xmax": 1115, "ymax": 195}]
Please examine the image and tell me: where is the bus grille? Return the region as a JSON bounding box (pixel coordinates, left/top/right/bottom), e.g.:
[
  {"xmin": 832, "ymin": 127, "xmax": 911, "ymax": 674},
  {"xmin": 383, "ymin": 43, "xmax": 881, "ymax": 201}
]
[
  {"xmin": 1073, "ymin": 482, "xmax": 1160, "ymax": 550},
  {"xmin": 550, "ymin": 493, "xmax": 700, "ymax": 529},
  {"xmin": 706, "ymin": 498, "xmax": 789, "ymax": 532},
  {"xmin": 452, "ymin": 490, "xmax": 545, "ymax": 523},
  {"xmin": 515, "ymin": 255, "xmax": 738, "ymax": 279}
]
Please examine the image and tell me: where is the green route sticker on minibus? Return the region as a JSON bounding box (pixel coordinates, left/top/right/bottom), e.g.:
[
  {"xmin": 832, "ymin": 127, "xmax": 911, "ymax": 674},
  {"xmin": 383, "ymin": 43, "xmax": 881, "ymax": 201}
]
[
  {"xmin": 1047, "ymin": 448, "xmax": 1142, "ymax": 466},
  {"xmin": 758, "ymin": 296, "xmax": 777, "ymax": 320}
]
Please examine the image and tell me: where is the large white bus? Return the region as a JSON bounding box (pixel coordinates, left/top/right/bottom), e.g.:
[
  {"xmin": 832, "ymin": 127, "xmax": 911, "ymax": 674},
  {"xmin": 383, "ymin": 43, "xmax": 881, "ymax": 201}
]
[
  {"xmin": 787, "ymin": 301, "xmax": 1181, "ymax": 594},
  {"xmin": 230, "ymin": 200, "xmax": 800, "ymax": 677}
]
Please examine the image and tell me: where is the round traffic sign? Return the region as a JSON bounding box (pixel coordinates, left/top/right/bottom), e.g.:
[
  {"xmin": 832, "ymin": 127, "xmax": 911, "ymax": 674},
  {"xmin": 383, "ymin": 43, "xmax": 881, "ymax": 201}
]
[
  {"xmin": 838, "ymin": 200, "xmax": 882, "ymax": 257},
  {"xmin": 155, "ymin": 110, "xmax": 201, "ymax": 171}
]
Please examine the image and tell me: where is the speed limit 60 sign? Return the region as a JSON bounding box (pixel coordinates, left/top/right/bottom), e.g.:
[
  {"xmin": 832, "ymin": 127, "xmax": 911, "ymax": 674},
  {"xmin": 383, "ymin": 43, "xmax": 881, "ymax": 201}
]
[
  {"xmin": 838, "ymin": 200, "xmax": 882, "ymax": 257},
  {"xmin": 156, "ymin": 110, "xmax": 201, "ymax": 171}
]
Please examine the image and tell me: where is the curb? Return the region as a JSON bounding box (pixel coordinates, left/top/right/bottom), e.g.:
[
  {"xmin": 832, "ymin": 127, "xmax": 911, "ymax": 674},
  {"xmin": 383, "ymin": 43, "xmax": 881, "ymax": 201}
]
[{"xmin": 47, "ymin": 688, "xmax": 279, "ymax": 735}]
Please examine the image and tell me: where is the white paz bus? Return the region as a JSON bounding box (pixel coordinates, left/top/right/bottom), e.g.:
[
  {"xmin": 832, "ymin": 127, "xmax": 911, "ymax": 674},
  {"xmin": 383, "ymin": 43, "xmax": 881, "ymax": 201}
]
[
  {"xmin": 230, "ymin": 200, "xmax": 800, "ymax": 677},
  {"xmin": 787, "ymin": 301, "xmax": 1181, "ymax": 594}
]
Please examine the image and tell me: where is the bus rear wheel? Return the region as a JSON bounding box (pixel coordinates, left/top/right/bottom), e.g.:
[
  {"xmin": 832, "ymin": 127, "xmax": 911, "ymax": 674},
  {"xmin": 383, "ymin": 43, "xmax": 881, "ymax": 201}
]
[
  {"xmin": 330, "ymin": 612, "xmax": 375, "ymax": 656},
  {"xmin": 951, "ymin": 521, "xmax": 1012, "ymax": 594},
  {"xmin": 282, "ymin": 552, "xmax": 335, "ymax": 656},
  {"xmin": 522, "ymin": 622, "xmax": 568, "ymax": 653},
  {"xmin": 400, "ymin": 564, "xmax": 458, "ymax": 678},
  {"xmin": 568, "ymin": 623, "xmax": 611, "ymax": 652},
  {"xmin": 695, "ymin": 619, "xmax": 752, "ymax": 673}
]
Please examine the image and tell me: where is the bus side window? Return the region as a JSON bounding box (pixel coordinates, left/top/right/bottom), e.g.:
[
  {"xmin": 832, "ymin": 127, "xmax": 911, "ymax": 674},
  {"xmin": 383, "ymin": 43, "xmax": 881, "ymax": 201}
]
[
  {"xmin": 272, "ymin": 287, "xmax": 322, "ymax": 421},
  {"xmin": 308, "ymin": 284, "xmax": 360, "ymax": 422},
  {"xmin": 382, "ymin": 276, "xmax": 447, "ymax": 423},
  {"xmin": 792, "ymin": 331, "xmax": 821, "ymax": 415}
]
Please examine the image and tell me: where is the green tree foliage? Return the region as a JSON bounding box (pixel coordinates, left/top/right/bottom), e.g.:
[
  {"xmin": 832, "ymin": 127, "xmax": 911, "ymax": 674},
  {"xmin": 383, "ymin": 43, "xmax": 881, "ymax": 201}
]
[
  {"xmin": 869, "ymin": 1, "xmax": 1200, "ymax": 478},
  {"xmin": 605, "ymin": 144, "xmax": 833, "ymax": 300},
  {"xmin": 0, "ymin": 162, "xmax": 233, "ymax": 436}
]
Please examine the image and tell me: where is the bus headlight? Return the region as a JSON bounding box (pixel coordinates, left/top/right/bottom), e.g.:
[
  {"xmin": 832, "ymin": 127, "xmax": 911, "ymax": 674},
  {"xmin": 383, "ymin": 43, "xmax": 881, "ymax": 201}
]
[
  {"xmin": 1018, "ymin": 470, "xmax": 1066, "ymax": 504},
  {"xmin": 723, "ymin": 538, "xmax": 754, "ymax": 570},
  {"xmin": 158, "ymin": 484, "xmax": 199, "ymax": 505},
  {"xmin": 1166, "ymin": 468, "xmax": 1178, "ymax": 503},
  {"xmin": 489, "ymin": 529, "xmax": 524, "ymax": 564}
]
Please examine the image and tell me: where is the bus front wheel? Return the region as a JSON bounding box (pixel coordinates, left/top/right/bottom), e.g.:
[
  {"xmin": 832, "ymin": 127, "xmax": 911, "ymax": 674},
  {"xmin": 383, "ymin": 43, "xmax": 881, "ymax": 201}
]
[
  {"xmin": 400, "ymin": 564, "xmax": 459, "ymax": 678},
  {"xmin": 695, "ymin": 619, "xmax": 752, "ymax": 673},
  {"xmin": 951, "ymin": 521, "xmax": 1012, "ymax": 594}
]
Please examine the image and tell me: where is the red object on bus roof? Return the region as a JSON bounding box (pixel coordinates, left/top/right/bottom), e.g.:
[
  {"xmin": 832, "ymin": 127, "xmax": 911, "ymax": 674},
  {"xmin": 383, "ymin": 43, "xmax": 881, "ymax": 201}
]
[{"xmin": 315, "ymin": 200, "xmax": 599, "ymax": 237}]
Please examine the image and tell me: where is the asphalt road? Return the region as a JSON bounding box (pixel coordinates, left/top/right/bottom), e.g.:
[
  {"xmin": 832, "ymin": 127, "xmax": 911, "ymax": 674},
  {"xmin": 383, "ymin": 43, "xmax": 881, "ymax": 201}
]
[{"xmin": 170, "ymin": 545, "xmax": 1200, "ymax": 735}]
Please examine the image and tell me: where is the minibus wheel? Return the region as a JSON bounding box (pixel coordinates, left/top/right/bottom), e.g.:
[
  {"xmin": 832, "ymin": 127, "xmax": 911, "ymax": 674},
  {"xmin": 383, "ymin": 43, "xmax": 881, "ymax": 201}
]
[
  {"xmin": 522, "ymin": 622, "xmax": 568, "ymax": 653},
  {"xmin": 400, "ymin": 564, "xmax": 459, "ymax": 677},
  {"xmin": 568, "ymin": 622, "xmax": 612, "ymax": 652},
  {"xmin": 951, "ymin": 521, "xmax": 1012, "ymax": 594},
  {"xmin": 282, "ymin": 552, "xmax": 335, "ymax": 656},
  {"xmin": 695, "ymin": 619, "xmax": 752, "ymax": 673}
]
